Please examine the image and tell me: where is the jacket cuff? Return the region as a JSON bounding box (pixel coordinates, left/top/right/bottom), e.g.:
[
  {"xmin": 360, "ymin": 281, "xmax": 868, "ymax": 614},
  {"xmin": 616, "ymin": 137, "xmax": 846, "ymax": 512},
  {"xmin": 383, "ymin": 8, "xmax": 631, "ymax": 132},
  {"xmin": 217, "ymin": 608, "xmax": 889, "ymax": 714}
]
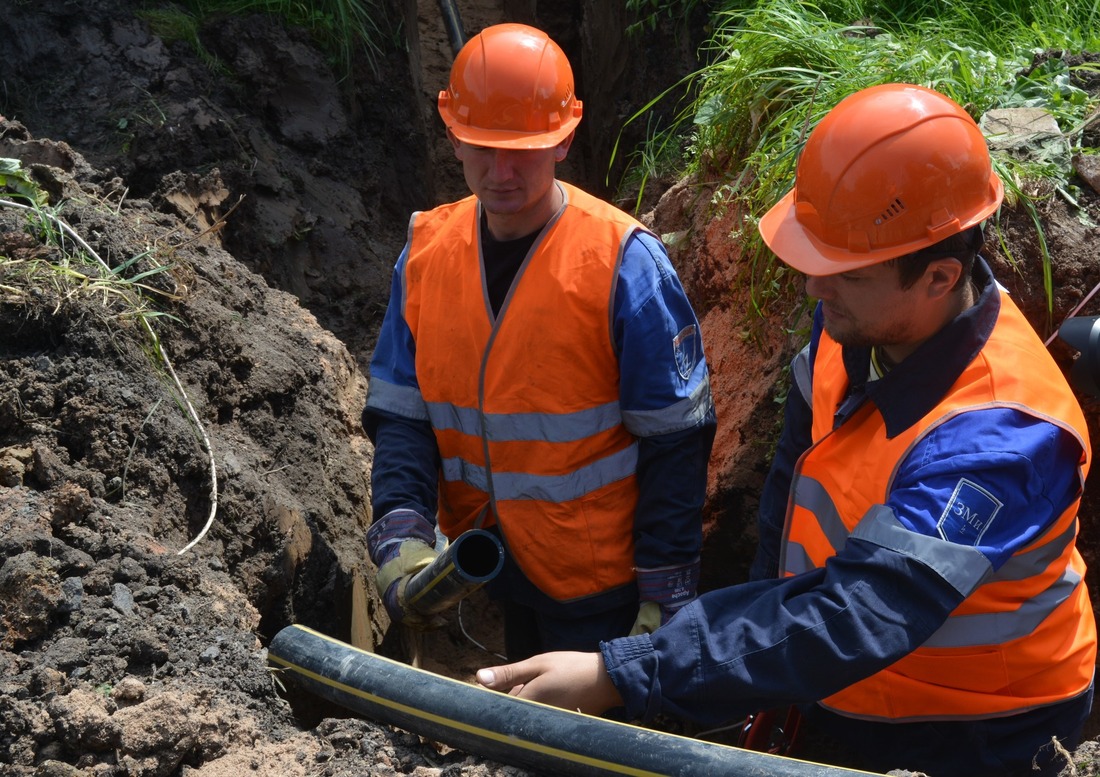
[
  {"xmin": 366, "ymin": 508, "xmax": 436, "ymax": 567},
  {"xmin": 601, "ymin": 633, "xmax": 661, "ymax": 723}
]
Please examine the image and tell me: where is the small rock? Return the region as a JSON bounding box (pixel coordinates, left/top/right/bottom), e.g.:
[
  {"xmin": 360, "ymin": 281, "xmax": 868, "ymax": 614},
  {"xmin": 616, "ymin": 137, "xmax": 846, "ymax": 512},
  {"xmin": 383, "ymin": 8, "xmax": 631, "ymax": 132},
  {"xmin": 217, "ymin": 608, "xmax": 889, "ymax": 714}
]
[
  {"xmin": 112, "ymin": 583, "xmax": 135, "ymax": 615},
  {"xmin": 980, "ymin": 107, "xmax": 1065, "ymax": 153},
  {"xmin": 111, "ymin": 677, "xmax": 146, "ymax": 703},
  {"xmin": 32, "ymin": 760, "xmax": 83, "ymax": 776},
  {"xmin": 1073, "ymin": 153, "xmax": 1100, "ymax": 196},
  {"xmin": 58, "ymin": 577, "xmax": 84, "ymax": 613}
]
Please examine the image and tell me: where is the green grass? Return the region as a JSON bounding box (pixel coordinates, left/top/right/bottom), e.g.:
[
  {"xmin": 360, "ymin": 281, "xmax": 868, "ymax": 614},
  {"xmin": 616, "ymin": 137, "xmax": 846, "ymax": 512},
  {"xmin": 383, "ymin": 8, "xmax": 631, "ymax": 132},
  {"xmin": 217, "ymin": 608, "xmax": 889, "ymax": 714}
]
[
  {"xmin": 146, "ymin": 0, "xmax": 397, "ymax": 78},
  {"xmin": 0, "ymin": 163, "xmax": 180, "ymax": 328},
  {"xmin": 138, "ymin": 7, "xmax": 223, "ymax": 71},
  {"xmin": 625, "ymin": 0, "xmax": 715, "ymax": 35},
  {"xmin": 0, "ymin": 196, "xmax": 186, "ymax": 381},
  {"xmin": 621, "ymin": 0, "xmax": 1100, "ymax": 319}
]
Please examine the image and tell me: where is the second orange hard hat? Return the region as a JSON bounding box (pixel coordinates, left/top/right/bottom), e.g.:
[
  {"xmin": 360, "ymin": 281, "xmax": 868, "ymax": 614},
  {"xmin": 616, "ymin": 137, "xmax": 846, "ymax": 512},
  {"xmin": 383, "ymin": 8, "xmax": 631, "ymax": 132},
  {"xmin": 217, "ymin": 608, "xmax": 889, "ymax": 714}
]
[{"xmin": 759, "ymin": 83, "xmax": 1004, "ymax": 275}]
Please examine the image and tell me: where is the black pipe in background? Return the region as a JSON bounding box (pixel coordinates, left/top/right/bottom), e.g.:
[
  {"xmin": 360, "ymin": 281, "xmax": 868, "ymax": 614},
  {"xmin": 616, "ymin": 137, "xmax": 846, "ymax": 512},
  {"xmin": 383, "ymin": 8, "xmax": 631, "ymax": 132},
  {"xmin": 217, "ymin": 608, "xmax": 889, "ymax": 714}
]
[
  {"xmin": 438, "ymin": 0, "xmax": 467, "ymax": 57},
  {"xmin": 269, "ymin": 624, "xmax": 883, "ymax": 777}
]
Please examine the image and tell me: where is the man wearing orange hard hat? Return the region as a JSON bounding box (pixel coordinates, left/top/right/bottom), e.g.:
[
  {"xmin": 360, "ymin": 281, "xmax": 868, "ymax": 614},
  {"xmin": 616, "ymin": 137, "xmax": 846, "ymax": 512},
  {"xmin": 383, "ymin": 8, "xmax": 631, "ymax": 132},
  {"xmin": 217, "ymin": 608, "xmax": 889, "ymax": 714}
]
[
  {"xmin": 476, "ymin": 83, "xmax": 1095, "ymax": 776},
  {"xmin": 363, "ymin": 24, "xmax": 716, "ymax": 660}
]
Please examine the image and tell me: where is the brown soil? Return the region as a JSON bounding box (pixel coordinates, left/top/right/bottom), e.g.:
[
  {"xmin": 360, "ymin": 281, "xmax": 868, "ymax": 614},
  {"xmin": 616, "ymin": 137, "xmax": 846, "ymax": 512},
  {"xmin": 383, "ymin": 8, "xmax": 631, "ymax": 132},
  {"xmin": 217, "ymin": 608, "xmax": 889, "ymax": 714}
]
[{"xmin": 1, "ymin": 1, "xmax": 1099, "ymax": 776}]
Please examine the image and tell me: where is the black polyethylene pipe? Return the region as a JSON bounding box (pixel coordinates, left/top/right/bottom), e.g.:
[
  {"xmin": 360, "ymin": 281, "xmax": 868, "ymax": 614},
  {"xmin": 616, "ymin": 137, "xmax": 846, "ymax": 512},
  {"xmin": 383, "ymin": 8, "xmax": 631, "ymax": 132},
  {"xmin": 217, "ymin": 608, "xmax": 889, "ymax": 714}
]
[
  {"xmin": 268, "ymin": 625, "xmax": 882, "ymax": 777},
  {"xmin": 1059, "ymin": 315, "xmax": 1100, "ymax": 398},
  {"xmin": 438, "ymin": 0, "xmax": 466, "ymax": 56},
  {"xmin": 403, "ymin": 528, "xmax": 504, "ymax": 617}
]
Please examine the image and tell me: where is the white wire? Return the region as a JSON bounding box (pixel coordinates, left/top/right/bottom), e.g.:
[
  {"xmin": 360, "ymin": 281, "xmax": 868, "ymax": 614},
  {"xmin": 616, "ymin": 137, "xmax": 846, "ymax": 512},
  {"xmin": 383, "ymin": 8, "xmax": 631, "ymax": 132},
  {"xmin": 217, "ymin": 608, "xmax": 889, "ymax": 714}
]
[{"xmin": 456, "ymin": 598, "xmax": 506, "ymax": 661}]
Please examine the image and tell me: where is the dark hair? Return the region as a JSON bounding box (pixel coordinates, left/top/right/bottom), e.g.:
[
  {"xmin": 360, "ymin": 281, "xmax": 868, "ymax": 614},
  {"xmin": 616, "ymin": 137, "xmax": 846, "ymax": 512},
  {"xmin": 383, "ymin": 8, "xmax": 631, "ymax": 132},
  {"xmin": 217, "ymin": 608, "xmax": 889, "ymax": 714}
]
[{"xmin": 888, "ymin": 225, "xmax": 985, "ymax": 290}]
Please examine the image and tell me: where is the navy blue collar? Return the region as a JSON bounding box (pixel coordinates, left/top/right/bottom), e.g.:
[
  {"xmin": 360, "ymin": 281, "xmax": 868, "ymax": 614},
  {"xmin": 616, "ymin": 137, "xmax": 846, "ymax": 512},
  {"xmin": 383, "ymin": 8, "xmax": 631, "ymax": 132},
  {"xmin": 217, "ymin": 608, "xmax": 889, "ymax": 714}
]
[{"xmin": 834, "ymin": 257, "xmax": 1000, "ymax": 438}]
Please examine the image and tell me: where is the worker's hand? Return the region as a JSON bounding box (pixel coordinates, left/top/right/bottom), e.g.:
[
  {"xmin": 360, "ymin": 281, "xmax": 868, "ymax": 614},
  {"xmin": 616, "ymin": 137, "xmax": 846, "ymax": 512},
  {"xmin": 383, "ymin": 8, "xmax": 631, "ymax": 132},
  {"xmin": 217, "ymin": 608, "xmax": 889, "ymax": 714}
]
[
  {"xmin": 476, "ymin": 652, "xmax": 624, "ymax": 716},
  {"xmin": 367, "ymin": 509, "xmax": 443, "ymax": 628},
  {"xmin": 628, "ymin": 600, "xmax": 669, "ymax": 636},
  {"xmin": 382, "ymin": 571, "xmax": 448, "ymax": 631},
  {"xmin": 374, "ymin": 539, "xmax": 441, "ymax": 628},
  {"xmin": 630, "ymin": 560, "xmax": 700, "ymax": 635}
]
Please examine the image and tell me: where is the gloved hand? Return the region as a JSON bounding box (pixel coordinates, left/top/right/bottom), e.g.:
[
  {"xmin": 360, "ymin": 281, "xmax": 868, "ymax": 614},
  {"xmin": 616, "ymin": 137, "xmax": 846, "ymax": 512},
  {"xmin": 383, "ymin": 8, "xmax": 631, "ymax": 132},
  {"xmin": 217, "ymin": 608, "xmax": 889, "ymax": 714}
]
[
  {"xmin": 367, "ymin": 509, "xmax": 443, "ymax": 629},
  {"xmin": 375, "ymin": 540, "xmax": 443, "ymax": 629},
  {"xmin": 629, "ymin": 600, "xmax": 670, "ymax": 636},
  {"xmin": 628, "ymin": 559, "xmax": 701, "ymax": 636}
]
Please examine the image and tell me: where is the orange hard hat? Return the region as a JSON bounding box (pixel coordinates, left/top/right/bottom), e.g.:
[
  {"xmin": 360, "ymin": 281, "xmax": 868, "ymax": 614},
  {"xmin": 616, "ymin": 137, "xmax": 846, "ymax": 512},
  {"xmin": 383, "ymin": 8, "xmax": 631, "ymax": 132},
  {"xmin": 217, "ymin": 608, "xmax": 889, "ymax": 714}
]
[
  {"xmin": 758, "ymin": 83, "xmax": 1004, "ymax": 276},
  {"xmin": 438, "ymin": 23, "xmax": 582, "ymax": 150}
]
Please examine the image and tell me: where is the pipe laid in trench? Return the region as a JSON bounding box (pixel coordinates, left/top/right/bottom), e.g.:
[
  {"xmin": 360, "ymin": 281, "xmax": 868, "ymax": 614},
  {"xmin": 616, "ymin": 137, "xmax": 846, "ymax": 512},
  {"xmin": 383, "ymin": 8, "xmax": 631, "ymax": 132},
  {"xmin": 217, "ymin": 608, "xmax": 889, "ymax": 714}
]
[
  {"xmin": 268, "ymin": 624, "xmax": 882, "ymax": 777},
  {"xmin": 437, "ymin": 0, "xmax": 466, "ymax": 56}
]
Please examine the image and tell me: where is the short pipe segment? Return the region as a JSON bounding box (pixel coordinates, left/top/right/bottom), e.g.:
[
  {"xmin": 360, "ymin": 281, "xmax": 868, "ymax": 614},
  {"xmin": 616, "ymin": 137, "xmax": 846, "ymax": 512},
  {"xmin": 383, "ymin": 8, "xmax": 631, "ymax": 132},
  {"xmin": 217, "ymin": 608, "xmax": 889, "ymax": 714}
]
[{"xmin": 403, "ymin": 528, "xmax": 504, "ymax": 617}]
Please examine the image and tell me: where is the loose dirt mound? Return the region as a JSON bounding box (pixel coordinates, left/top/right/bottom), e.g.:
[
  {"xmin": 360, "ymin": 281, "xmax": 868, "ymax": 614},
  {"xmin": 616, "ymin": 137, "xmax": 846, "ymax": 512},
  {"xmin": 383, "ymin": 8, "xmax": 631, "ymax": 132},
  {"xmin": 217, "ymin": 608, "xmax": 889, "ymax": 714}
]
[{"xmin": 0, "ymin": 120, "xmax": 525, "ymax": 775}]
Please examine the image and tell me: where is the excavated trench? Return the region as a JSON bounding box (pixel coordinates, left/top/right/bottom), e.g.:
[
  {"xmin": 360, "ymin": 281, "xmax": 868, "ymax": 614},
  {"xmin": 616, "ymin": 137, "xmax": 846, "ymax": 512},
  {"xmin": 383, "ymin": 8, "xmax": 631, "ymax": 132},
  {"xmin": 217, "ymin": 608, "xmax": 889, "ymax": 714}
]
[
  {"xmin": 281, "ymin": 0, "xmax": 722, "ymax": 674},
  {"xmin": 269, "ymin": 0, "xmax": 780, "ymax": 764}
]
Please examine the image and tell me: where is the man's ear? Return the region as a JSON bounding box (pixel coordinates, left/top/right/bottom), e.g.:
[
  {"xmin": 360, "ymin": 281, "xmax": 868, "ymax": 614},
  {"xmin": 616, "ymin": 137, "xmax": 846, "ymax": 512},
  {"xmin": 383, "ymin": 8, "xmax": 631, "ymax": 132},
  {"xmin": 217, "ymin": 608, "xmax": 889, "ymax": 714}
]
[
  {"xmin": 925, "ymin": 257, "xmax": 965, "ymax": 300},
  {"xmin": 554, "ymin": 131, "xmax": 575, "ymax": 162},
  {"xmin": 447, "ymin": 128, "xmax": 463, "ymax": 158}
]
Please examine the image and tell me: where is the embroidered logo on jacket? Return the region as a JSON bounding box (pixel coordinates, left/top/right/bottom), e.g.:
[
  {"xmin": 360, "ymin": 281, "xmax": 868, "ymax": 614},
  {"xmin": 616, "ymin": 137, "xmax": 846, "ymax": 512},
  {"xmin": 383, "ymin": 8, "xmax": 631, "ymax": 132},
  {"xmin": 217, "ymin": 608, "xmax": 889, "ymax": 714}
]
[
  {"xmin": 673, "ymin": 324, "xmax": 698, "ymax": 381},
  {"xmin": 937, "ymin": 478, "xmax": 1003, "ymax": 546}
]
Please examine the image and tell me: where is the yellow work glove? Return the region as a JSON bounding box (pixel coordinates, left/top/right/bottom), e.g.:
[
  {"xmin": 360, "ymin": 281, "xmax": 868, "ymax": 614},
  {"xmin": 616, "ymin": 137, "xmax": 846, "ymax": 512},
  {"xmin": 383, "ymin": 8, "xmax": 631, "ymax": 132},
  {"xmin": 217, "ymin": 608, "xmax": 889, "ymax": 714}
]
[
  {"xmin": 629, "ymin": 600, "xmax": 664, "ymax": 636},
  {"xmin": 374, "ymin": 540, "xmax": 440, "ymax": 629},
  {"xmin": 630, "ymin": 560, "xmax": 700, "ymax": 636}
]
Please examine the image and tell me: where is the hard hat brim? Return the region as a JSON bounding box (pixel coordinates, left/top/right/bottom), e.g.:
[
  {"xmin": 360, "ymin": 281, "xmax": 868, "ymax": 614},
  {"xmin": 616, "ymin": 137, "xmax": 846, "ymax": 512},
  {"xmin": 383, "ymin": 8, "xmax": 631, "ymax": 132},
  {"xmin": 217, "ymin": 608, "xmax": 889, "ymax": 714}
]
[
  {"xmin": 759, "ymin": 171, "xmax": 1004, "ymax": 277},
  {"xmin": 758, "ymin": 190, "xmax": 892, "ymax": 276},
  {"xmin": 444, "ymin": 120, "xmax": 580, "ymax": 150}
]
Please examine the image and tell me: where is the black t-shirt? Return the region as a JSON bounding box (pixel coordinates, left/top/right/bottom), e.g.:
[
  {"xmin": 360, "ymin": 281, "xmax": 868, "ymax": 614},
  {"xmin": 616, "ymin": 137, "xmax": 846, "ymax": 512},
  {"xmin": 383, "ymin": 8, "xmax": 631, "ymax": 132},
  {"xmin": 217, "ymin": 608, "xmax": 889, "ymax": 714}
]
[{"xmin": 481, "ymin": 211, "xmax": 540, "ymax": 317}]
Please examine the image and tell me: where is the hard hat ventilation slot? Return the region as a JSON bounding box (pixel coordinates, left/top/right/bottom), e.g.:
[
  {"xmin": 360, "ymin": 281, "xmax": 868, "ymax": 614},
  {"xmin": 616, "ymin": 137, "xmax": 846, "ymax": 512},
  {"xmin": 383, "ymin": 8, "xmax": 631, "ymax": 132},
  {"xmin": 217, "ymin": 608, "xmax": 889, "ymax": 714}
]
[{"xmin": 875, "ymin": 198, "xmax": 906, "ymax": 225}]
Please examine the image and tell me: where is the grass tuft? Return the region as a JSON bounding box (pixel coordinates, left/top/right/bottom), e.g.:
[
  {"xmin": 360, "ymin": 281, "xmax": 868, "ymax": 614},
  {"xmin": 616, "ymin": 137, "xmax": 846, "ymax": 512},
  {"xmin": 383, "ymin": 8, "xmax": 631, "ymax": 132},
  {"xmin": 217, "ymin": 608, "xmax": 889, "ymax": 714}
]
[
  {"xmin": 622, "ymin": 0, "xmax": 1100, "ymax": 320},
  {"xmin": 182, "ymin": 0, "xmax": 398, "ymax": 79}
]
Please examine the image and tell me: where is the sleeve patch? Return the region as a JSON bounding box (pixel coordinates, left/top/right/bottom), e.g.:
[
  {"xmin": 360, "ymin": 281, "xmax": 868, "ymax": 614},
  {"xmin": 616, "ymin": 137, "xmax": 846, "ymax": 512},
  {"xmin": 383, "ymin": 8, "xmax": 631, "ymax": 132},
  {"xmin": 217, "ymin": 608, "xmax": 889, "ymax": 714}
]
[
  {"xmin": 673, "ymin": 324, "xmax": 698, "ymax": 381},
  {"xmin": 937, "ymin": 478, "xmax": 1003, "ymax": 546}
]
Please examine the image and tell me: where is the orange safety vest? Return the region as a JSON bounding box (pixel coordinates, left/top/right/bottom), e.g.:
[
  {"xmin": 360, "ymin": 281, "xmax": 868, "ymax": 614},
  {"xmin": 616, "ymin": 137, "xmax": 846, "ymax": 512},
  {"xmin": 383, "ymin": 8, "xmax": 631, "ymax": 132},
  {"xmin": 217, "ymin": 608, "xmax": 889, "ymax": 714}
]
[
  {"xmin": 403, "ymin": 182, "xmax": 645, "ymax": 601},
  {"xmin": 784, "ymin": 290, "xmax": 1095, "ymax": 721}
]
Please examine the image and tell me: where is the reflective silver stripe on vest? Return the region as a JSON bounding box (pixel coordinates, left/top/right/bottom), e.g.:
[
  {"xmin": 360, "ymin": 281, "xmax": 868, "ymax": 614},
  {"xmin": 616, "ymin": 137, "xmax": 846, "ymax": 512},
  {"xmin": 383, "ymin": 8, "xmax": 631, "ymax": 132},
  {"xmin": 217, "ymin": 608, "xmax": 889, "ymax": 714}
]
[
  {"xmin": 790, "ymin": 344, "xmax": 812, "ymax": 407},
  {"xmin": 920, "ymin": 566, "xmax": 1082, "ymax": 648},
  {"xmin": 852, "ymin": 505, "xmax": 992, "ymax": 596},
  {"xmin": 440, "ymin": 442, "xmax": 639, "ymax": 502},
  {"xmin": 993, "ymin": 518, "xmax": 1077, "ymax": 582},
  {"xmin": 365, "ymin": 377, "xmax": 429, "ymax": 422},
  {"xmin": 421, "ymin": 375, "xmax": 714, "ymax": 442},
  {"xmin": 425, "ymin": 399, "xmax": 623, "ymax": 442},
  {"xmin": 782, "ymin": 476, "xmax": 848, "ymax": 574},
  {"xmin": 781, "ymin": 542, "xmax": 815, "ymax": 579},
  {"xmin": 796, "ymin": 500, "xmax": 1081, "ymax": 648},
  {"xmin": 622, "ymin": 376, "xmax": 715, "ymax": 437}
]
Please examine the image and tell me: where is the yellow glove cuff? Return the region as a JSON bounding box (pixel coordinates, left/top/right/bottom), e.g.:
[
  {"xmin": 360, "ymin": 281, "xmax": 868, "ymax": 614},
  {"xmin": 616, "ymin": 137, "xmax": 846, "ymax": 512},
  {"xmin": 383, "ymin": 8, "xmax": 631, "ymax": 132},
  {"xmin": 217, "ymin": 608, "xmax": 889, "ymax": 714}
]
[
  {"xmin": 628, "ymin": 600, "xmax": 663, "ymax": 636},
  {"xmin": 375, "ymin": 541, "xmax": 437, "ymax": 596}
]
